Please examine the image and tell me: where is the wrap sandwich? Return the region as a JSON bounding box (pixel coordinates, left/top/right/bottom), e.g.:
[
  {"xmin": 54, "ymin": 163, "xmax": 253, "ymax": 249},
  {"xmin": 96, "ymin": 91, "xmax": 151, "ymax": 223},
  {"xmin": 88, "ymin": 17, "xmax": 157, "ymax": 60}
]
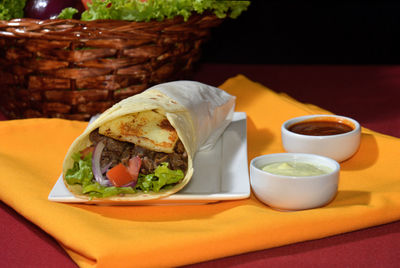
[{"xmin": 62, "ymin": 81, "xmax": 236, "ymax": 202}]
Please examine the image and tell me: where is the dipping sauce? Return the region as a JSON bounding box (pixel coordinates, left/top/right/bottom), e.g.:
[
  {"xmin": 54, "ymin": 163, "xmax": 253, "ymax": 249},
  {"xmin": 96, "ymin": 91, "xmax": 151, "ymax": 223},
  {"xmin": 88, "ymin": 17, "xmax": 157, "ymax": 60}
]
[
  {"xmin": 262, "ymin": 161, "xmax": 332, "ymax": 177},
  {"xmin": 288, "ymin": 120, "xmax": 353, "ymax": 136}
]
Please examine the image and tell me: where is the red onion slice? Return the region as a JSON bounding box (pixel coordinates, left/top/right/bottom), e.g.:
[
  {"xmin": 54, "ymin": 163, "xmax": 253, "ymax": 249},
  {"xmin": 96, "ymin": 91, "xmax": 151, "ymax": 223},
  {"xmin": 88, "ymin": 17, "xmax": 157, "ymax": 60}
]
[
  {"xmin": 92, "ymin": 141, "xmax": 111, "ymax": 186},
  {"xmin": 121, "ymin": 181, "xmax": 137, "ymax": 188},
  {"xmin": 101, "ymin": 162, "xmax": 112, "ymax": 175}
]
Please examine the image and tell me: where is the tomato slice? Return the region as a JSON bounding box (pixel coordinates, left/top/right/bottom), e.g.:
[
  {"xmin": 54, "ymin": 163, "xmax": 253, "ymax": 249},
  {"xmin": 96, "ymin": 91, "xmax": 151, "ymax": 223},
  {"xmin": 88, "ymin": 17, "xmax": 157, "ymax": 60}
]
[
  {"xmin": 107, "ymin": 164, "xmax": 133, "ymax": 187},
  {"xmin": 80, "ymin": 146, "xmax": 94, "ymax": 159},
  {"xmin": 127, "ymin": 156, "xmax": 142, "ymax": 180},
  {"xmin": 106, "ymin": 156, "xmax": 142, "ymax": 187}
]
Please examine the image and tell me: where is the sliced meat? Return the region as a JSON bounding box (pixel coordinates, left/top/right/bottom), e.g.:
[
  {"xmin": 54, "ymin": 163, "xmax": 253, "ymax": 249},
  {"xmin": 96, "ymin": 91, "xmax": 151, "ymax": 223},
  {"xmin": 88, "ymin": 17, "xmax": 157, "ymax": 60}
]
[
  {"xmin": 169, "ymin": 152, "xmax": 187, "ymax": 171},
  {"xmin": 141, "ymin": 156, "xmax": 154, "ymax": 175},
  {"xmin": 89, "ymin": 128, "xmax": 188, "ymax": 174},
  {"xmin": 89, "ymin": 129, "xmax": 107, "ymax": 144}
]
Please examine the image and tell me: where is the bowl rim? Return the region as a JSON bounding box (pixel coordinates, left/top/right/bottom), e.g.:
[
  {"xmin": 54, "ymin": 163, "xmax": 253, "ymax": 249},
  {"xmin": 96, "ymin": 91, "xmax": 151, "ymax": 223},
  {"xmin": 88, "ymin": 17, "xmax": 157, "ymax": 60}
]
[
  {"xmin": 282, "ymin": 114, "xmax": 361, "ymax": 139},
  {"xmin": 250, "ymin": 152, "xmax": 340, "ymax": 180}
]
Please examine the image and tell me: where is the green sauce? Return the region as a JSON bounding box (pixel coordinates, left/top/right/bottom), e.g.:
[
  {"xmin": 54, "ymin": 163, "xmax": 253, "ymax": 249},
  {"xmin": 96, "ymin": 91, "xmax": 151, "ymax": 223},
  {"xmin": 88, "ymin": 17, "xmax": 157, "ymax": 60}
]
[{"xmin": 261, "ymin": 161, "xmax": 332, "ymax": 177}]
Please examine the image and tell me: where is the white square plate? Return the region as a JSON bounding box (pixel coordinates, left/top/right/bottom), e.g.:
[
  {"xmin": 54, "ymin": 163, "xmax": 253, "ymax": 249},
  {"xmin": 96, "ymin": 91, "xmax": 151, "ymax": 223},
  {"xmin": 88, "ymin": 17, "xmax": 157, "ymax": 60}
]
[{"xmin": 48, "ymin": 112, "xmax": 250, "ymax": 205}]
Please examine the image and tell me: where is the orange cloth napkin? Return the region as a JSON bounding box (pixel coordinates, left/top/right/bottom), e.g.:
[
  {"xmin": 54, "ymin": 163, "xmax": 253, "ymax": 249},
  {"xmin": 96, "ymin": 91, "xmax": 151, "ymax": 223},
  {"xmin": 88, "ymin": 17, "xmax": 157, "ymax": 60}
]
[{"xmin": 1, "ymin": 75, "xmax": 400, "ymax": 267}]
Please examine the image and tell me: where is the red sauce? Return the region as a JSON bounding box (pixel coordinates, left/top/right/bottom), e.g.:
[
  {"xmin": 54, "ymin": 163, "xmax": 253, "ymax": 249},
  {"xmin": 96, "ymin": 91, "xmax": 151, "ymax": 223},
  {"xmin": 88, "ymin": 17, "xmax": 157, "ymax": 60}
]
[{"xmin": 288, "ymin": 120, "xmax": 354, "ymax": 136}]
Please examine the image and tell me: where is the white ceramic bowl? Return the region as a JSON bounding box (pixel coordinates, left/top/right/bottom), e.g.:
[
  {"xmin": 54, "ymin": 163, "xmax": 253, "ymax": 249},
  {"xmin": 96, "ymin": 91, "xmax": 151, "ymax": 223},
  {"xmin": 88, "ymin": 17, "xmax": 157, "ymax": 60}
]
[
  {"xmin": 281, "ymin": 114, "xmax": 361, "ymax": 162},
  {"xmin": 250, "ymin": 153, "xmax": 340, "ymax": 211}
]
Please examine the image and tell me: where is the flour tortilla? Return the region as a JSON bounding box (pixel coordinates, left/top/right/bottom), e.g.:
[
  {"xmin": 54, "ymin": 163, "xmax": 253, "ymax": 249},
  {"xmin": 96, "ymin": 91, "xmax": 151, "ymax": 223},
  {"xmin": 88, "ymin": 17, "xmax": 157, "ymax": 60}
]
[{"xmin": 62, "ymin": 81, "xmax": 236, "ymax": 202}]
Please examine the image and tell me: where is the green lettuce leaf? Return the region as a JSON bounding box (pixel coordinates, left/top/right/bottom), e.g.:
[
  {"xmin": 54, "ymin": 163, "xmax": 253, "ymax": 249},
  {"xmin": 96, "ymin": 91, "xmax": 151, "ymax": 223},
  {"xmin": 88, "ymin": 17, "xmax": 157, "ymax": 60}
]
[
  {"xmin": 65, "ymin": 152, "xmax": 137, "ymax": 198},
  {"xmin": 135, "ymin": 162, "xmax": 184, "ymax": 193},
  {"xmin": 65, "ymin": 152, "xmax": 94, "ymax": 187},
  {"xmin": 0, "ymin": 0, "xmax": 27, "ymax": 20},
  {"xmin": 153, "ymin": 162, "xmax": 184, "ymax": 191},
  {"xmin": 83, "ymin": 182, "xmax": 136, "ymax": 198},
  {"xmin": 65, "ymin": 151, "xmax": 184, "ymax": 198},
  {"xmin": 1, "ymin": 0, "xmax": 249, "ymax": 22},
  {"xmin": 57, "ymin": 7, "xmax": 79, "ymax": 19},
  {"xmin": 81, "ymin": 0, "xmax": 250, "ymax": 22}
]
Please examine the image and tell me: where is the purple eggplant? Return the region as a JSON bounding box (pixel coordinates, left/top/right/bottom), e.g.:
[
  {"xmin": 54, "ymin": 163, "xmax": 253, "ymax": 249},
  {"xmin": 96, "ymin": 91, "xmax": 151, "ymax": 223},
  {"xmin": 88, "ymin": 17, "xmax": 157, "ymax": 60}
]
[{"xmin": 24, "ymin": 0, "xmax": 85, "ymax": 20}]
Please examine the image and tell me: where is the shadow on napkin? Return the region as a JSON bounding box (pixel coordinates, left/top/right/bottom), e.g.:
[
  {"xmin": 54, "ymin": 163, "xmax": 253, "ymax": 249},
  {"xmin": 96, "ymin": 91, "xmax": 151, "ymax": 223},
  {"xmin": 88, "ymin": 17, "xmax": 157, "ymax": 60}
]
[
  {"xmin": 246, "ymin": 117, "xmax": 276, "ymax": 159},
  {"xmin": 341, "ymin": 133, "xmax": 378, "ymax": 171},
  {"xmin": 327, "ymin": 190, "xmax": 371, "ymax": 208},
  {"xmin": 69, "ymin": 200, "xmax": 246, "ymax": 222}
]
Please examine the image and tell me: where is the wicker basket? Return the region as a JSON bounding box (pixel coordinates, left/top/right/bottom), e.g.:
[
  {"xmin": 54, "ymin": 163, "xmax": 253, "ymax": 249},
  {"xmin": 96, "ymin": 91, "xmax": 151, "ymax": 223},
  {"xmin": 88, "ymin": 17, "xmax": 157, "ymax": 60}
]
[{"xmin": 0, "ymin": 14, "xmax": 222, "ymax": 120}]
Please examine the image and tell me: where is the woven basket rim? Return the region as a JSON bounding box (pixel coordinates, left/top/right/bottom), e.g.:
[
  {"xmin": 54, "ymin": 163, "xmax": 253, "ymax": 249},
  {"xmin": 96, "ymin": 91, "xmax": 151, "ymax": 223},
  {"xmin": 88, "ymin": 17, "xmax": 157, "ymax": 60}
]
[
  {"xmin": 0, "ymin": 12, "xmax": 223, "ymax": 120},
  {"xmin": 0, "ymin": 13, "xmax": 219, "ymax": 26},
  {"xmin": 0, "ymin": 14, "xmax": 222, "ymax": 40}
]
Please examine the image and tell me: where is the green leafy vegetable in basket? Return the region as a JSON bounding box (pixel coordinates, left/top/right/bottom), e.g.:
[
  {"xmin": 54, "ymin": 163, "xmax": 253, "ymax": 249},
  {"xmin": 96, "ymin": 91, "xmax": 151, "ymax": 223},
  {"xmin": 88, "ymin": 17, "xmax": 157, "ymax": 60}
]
[
  {"xmin": 81, "ymin": 0, "xmax": 251, "ymax": 21},
  {"xmin": 0, "ymin": 0, "xmax": 250, "ymax": 21},
  {"xmin": 57, "ymin": 7, "xmax": 81, "ymax": 19},
  {"xmin": 0, "ymin": 0, "xmax": 27, "ymax": 20}
]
